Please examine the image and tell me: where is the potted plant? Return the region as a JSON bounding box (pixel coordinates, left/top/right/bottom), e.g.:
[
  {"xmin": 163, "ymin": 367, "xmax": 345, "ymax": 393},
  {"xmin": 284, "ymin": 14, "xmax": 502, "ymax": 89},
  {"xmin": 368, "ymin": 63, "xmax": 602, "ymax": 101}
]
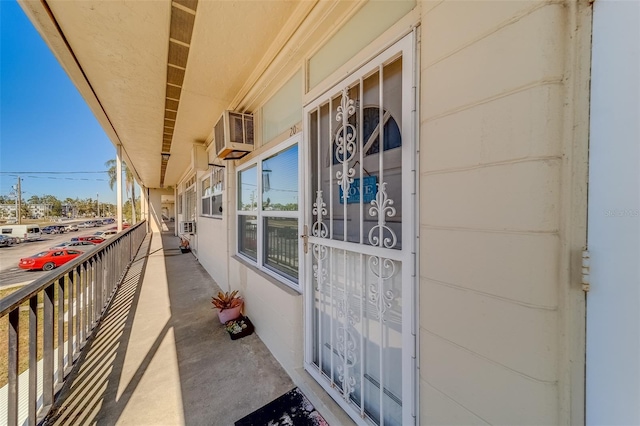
[
  {"xmin": 211, "ymin": 290, "xmax": 243, "ymax": 323},
  {"xmin": 224, "ymin": 316, "xmax": 254, "ymax": 340}
]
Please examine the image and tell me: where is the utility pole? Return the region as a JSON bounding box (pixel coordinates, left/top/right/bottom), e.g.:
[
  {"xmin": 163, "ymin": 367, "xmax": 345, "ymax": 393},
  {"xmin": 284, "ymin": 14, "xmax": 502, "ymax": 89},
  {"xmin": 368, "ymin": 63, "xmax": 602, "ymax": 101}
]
[
  {"xmin": 97, "ymin": 193, "xmax": 99, "ymax": 217},
  {"xmin": 16, "ymin": 177, "xmax": 22, "ymax": 225}
]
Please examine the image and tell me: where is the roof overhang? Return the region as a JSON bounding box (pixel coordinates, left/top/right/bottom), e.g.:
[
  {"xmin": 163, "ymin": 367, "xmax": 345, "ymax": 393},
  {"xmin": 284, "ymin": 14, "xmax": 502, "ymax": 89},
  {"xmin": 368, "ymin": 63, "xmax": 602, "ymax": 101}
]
[{"xmin": 18, "ymin": 0, "xmax": 363, "ymax": 189}]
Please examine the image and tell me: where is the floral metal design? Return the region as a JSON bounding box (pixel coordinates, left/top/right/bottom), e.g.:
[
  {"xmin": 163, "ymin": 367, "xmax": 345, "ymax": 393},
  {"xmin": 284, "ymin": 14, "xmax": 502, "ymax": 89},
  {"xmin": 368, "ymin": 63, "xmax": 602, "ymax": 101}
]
[
  {"xmin": 368, "ymin": 256, "xmax": 396, "ymax": 320},
  {"xmin": 312, "ymin": 243, "xmax": 327, "ymax": 291},
  {"xmin": 312, "ymin": 190, "xmax": 328, "ymax": 238},
  {"xmin": 368, "ymin": 182, "xmax": 397, "ymax": 248},
  {"xmin": 337, "ymin": 296, "xmax": 360, "ymax": 328},
  {"xmin": 336, "ymin": 327, "xmax": 358, "ymax": 397},
  {"xmin": 335, "ymin": 89, "xmax": 357, "ymax": 202}
]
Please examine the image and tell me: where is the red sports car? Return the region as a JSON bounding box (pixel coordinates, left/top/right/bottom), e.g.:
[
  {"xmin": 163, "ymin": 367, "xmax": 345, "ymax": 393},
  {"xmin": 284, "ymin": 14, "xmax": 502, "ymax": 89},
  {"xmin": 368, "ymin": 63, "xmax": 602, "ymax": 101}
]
[{"xmin": 19, "ymin": 249, "xmax": 83, "ymax": 271}]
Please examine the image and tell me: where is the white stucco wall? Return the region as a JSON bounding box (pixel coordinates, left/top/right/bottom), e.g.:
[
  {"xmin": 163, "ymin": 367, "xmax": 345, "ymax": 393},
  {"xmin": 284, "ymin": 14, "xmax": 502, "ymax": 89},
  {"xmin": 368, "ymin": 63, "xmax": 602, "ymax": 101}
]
[
  {"xmin": 172, "ymin": 2, "xmax": 591, "ymax": 424},
  {"xmin": 419, "ymin": 1, "xmax": 588, "ymax": 424},
  {"xmin": 228, "ymin": 259, "xmax": 304, "ymax": 370},
  {"xmin": 146, "ymin": 188, "xmax": 173, "ymax": 233},
  {"xmin": 197, "ymin": 215, "xmax": 229, "ymax": 291}
]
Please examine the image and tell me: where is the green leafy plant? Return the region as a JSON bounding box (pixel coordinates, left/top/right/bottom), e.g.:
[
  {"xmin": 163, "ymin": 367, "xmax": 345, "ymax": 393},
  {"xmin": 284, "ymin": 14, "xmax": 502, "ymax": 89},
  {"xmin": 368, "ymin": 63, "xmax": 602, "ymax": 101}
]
[
  {"xmin": 211, "ymin": 290, "xmax": 242, "ymax": 311},
  {"xmin": 225, "ymin": 318, "xmax": 249, "ymax": 334}
]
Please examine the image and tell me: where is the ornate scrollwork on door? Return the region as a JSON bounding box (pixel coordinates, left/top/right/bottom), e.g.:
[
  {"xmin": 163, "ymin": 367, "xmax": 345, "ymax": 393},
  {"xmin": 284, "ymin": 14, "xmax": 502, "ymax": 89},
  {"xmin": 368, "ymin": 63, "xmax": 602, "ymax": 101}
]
[
  {"xmin": 312, "ymin": 243, "xmax": 328, "ymax": 291},
  {"xmin": 312, "ymin": 190, "xmax": 328, "ymax": 238},
  {"xmin": 368, "ymin": 182, "xmax": 397, "ymax": 248},
  {"xmin": 336, "ymin": 327, "xmax": 358, "ymax": 397},
  {"xmin": 337, "ymin": 297, "xmax": 360, "ymax": 328},
  {"xmin": 368, "ymin": 256, "xmax": 396, "ymax": 320},
  {"xmin": 335, "ymin": 89, "xmax": 357, "ymax": 202}
]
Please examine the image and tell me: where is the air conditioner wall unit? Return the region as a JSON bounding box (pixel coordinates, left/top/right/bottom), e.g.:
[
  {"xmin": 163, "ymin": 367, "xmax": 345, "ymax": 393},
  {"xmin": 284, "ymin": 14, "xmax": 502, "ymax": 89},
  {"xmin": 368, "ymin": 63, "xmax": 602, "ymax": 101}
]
[
  {"xmin": 181, "ymin": 221, "xmax": 195, "ymax": 234},
  {"xmin": 214, "ymin": 111, "xmax": 254, "ymax": 160}
]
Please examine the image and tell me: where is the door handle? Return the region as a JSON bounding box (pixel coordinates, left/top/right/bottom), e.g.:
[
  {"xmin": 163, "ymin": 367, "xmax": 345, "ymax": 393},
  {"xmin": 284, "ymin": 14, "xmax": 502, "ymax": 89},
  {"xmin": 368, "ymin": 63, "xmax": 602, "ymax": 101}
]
[{"xmin": 300, "ymin": 225, "xmax": 309, "ymax": 254}]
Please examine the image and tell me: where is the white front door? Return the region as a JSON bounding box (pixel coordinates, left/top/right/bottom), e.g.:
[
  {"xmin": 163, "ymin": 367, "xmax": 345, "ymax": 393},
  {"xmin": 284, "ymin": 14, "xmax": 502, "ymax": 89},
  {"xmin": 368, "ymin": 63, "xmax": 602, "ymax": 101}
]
[
  {"xmin": 586, "ymin": 1, "xmax": 640, "ymax": 424},
  {"xmin": 303, "ymin": 34, "xmax": 417, "ymax": 426}
]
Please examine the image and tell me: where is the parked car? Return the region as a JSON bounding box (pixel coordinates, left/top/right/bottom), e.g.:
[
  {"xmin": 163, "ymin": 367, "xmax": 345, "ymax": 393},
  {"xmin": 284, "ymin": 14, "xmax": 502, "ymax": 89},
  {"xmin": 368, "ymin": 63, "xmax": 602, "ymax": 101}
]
[
  {"xmin": 78, "ymin": 221, "xmax": 99, "ymax": 228},
  {"xmin": 41, "ymin": 226, "xmax": 56, "ymax": 234},
  {"xmin": 70, "ymin": 235, "xmax": 106, "ymax": 243},
  {"xmin": 18, "ymin": 249, "xmax": 83, "ymax": 271},
  {"xmin": 42, "ymin": 225, "xmax": 66, "ymax": 234},
  {"xmin": 51, "ymin": 241, "xmax": 99, "ymax": 249},
  {"xmin": 0, "ymin": 235, "xmax": 19, "ymax": 247},
  {"xmin": 93, "ymin": 230, "xmax": 118, "ymax": 238},
  {"xmin": 49, "ymin": 225, "xmax": 66, "ymax": 234},
  {"xmin": 102, "ymin": 218, "xmax": 115, "ymax": 224},
  {"xmin": 108, "ymin": 224, "xmax": 130, "ymax": 231}
]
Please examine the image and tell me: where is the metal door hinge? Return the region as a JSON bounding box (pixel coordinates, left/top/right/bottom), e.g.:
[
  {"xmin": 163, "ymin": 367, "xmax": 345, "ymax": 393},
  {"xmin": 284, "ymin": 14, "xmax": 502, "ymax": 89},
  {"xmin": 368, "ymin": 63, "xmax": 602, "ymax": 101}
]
[{"xmin": 582, "ymin": 250, "xmax": 590, "ymax": 292}]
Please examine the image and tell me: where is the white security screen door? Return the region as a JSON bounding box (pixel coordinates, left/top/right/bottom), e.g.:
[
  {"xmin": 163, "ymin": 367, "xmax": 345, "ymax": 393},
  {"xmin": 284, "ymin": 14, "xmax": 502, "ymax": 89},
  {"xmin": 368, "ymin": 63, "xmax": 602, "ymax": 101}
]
[{"xmin": 303, "ymin": 34, "xmax": 416, "ymax": 426}]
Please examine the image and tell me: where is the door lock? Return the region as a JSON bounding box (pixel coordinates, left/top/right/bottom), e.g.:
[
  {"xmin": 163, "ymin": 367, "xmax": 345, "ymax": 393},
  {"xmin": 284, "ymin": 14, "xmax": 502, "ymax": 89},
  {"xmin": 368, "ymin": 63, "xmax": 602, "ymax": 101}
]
[{"xmin": 300, "ymin": 225, "xmax": 309, "ymax": 254}]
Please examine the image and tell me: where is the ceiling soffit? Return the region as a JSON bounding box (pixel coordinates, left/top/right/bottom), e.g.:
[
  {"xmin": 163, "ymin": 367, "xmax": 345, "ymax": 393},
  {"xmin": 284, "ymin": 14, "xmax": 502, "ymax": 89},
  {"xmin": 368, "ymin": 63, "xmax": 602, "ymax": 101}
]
[
  {"xmin": 40, "ymin": 0, "xmax": 170, "ymax": 188},
  {"xmin": 163, "ymin": 0, "xmax": 303, "ymax": 186},
  {"xmin": 18, "ymin": 0, "xmax": 367, "ymax": 189},
  {"xmin": 161, "ymin": 1, "xmax": 198, "ymax": 188}
]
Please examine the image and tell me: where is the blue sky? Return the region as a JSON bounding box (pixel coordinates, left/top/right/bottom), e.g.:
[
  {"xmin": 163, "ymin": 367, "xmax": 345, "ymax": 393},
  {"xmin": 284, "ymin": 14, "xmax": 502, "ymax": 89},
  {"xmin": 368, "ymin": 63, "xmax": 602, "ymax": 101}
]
[{"xmin": 0, "ymin": 0, "xmax": 119, "ymax": 204}]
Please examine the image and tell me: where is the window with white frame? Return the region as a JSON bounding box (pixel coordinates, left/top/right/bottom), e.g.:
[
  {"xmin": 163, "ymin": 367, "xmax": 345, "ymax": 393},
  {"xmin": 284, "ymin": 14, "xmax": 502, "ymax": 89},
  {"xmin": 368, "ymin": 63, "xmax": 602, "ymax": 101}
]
[
  {"xmin": 237, "ymin": 136, "xmax": 299, "ymax": 286},
  {"xmin": 201, "ymin": 176, "xmax": 211, "ymax": 216},
  {"xmin": 182, "ymin": 175, "xmax": 196, "ymax": 235},
  {"xmin": 201, "ymin": 167, "xmax": 224, "ymax": 217},
  {"xmin": 185, "ymin": 185, "xmax": 196, "ymax": 221}
]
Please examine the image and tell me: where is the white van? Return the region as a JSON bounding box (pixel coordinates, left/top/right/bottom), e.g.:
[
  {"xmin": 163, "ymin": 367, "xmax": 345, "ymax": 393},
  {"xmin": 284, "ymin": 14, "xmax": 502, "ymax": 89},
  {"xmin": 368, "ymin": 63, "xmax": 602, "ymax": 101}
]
[{"xmin": 1, "ymin": 224, "xmax": 42, "ymax": 242}]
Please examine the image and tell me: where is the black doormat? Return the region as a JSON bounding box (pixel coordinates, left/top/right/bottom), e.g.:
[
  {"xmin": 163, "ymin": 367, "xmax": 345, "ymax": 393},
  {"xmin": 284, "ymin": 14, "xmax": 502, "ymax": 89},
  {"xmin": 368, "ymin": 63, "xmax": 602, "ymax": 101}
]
[{"xmin": 235, "ymin": 387, "xmax": 329, "ymax": 426}]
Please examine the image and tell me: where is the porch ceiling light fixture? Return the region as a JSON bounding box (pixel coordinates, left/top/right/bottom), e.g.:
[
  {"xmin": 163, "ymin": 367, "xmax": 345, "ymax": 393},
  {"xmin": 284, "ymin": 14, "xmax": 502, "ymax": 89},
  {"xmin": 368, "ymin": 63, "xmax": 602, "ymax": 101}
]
[{"xmin": 161, "ymin": 152, "xmax": 171, "ymax": 161}]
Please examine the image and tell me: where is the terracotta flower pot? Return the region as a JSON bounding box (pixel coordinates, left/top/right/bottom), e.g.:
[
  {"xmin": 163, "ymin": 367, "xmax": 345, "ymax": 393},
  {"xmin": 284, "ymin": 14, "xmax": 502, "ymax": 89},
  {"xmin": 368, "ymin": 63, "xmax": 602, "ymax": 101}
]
[{"xmin": 218, "ymin": 304, "xmax": 242, "ymax": 323}]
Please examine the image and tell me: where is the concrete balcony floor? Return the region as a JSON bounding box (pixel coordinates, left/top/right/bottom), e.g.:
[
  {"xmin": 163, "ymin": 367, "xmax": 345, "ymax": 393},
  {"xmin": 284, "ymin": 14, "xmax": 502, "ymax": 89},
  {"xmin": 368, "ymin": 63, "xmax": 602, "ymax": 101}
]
[{"xmin": 43, "ymin": 227, "xmax": 295, "ymax": 425}]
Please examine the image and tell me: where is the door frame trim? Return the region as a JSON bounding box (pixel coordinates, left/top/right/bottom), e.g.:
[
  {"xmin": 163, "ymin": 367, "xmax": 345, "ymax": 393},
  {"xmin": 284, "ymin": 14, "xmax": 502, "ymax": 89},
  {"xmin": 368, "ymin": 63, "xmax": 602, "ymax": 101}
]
[{"xmin": 301, "ymin": 32, "xmax": 419, "ymax": 425}]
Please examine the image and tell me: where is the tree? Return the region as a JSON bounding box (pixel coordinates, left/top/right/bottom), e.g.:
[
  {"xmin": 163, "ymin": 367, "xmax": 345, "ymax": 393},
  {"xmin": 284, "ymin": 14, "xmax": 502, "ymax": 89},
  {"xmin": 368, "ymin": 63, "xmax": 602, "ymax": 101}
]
[
  {"xmin": 40, "ymin": 194, "xmax": 62, "ymax": 216},
  {"xmin": 28, "ymin": 195, "xmax": 41, "ymax": 204},
  {"xmin": 105, "ymin": 159, "xmax": 137, "ymax": 223},
  {"xmin": 122, "ymin": 197, "xmax": 141, "ymax": 223},
  {"xmin": 76, "ymin": 197, "xmax": 94, "ymax": 216},
  {"xmin": 20, "ymin": 204, "xmax": 30, "ymax": 219},
  {"xmin": 62, "ymin": 197, "xmax": 76, "ymax": 218},
  {"xmin": 51, "ymin": 199, "xmax": 63, "ymax": 216}
]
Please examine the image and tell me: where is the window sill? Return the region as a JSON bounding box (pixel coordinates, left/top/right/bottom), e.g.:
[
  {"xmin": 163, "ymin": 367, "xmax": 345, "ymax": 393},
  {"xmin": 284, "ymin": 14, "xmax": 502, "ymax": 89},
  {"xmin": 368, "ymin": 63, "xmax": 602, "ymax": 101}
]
[
  {"xmin": 199, "ymin": 215, "xmax": 223, "ymax": 220},
  {"xmin": 231, "ymin": 255, "xmax": 301, "ymax": 296}
]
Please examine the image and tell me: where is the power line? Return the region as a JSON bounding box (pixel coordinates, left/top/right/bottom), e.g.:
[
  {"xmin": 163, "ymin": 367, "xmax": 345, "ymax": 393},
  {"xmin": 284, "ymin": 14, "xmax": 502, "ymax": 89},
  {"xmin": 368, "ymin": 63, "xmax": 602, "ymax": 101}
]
[
  {"xmin": 0, "ymin": 171, "xmax": 110, "ymax": 181},
  {"xmin": 2, "ymin": 175, "xmax": 108, "ymax": 182},
  {"xmin": 0, "ymin": 171, "xmax": 109, "ymax": 174}
]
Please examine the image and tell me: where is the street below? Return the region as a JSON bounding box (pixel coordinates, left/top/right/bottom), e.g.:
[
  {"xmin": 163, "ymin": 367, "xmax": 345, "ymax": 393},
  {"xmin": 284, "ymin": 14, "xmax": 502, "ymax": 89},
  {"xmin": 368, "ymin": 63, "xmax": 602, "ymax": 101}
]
[{"xmin": 0, "ymin": 222, "xmax": 115, "ymax": 288}]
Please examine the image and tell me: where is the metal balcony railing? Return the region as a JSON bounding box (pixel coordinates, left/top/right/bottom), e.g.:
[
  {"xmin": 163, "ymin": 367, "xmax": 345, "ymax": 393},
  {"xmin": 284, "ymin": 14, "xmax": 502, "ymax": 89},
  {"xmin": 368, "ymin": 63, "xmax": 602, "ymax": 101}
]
[{"xmin": 0, "ymin": 221, "xmax": 147, "ymax": 426}]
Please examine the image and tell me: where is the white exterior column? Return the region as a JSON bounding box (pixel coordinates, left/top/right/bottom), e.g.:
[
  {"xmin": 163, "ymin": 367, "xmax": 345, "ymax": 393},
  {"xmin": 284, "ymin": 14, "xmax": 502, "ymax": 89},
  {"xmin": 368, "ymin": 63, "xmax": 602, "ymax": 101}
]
[
  {"xmin": 146, "ymin": 189, "xmax": 169, "ymax": 233},
  {"xmin": 116, "ymin": 144, "xmax": 123, "ymax": 232}
]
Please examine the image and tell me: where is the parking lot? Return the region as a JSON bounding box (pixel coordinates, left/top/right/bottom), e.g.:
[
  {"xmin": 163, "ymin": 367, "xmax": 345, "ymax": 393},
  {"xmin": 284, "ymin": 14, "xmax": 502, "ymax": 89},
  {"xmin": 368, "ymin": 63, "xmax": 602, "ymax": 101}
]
[{"xmin": 0, "ymin": 222, "xmax": 117, "ymax": 288}]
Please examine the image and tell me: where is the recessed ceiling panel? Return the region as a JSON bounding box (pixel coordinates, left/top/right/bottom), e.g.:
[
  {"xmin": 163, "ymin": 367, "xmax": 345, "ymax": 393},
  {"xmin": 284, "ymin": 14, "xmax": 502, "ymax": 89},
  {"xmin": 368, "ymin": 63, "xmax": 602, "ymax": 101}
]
[{"xmin": 170, "ymin": 7, "xmax": 196, "ymax": 45}]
